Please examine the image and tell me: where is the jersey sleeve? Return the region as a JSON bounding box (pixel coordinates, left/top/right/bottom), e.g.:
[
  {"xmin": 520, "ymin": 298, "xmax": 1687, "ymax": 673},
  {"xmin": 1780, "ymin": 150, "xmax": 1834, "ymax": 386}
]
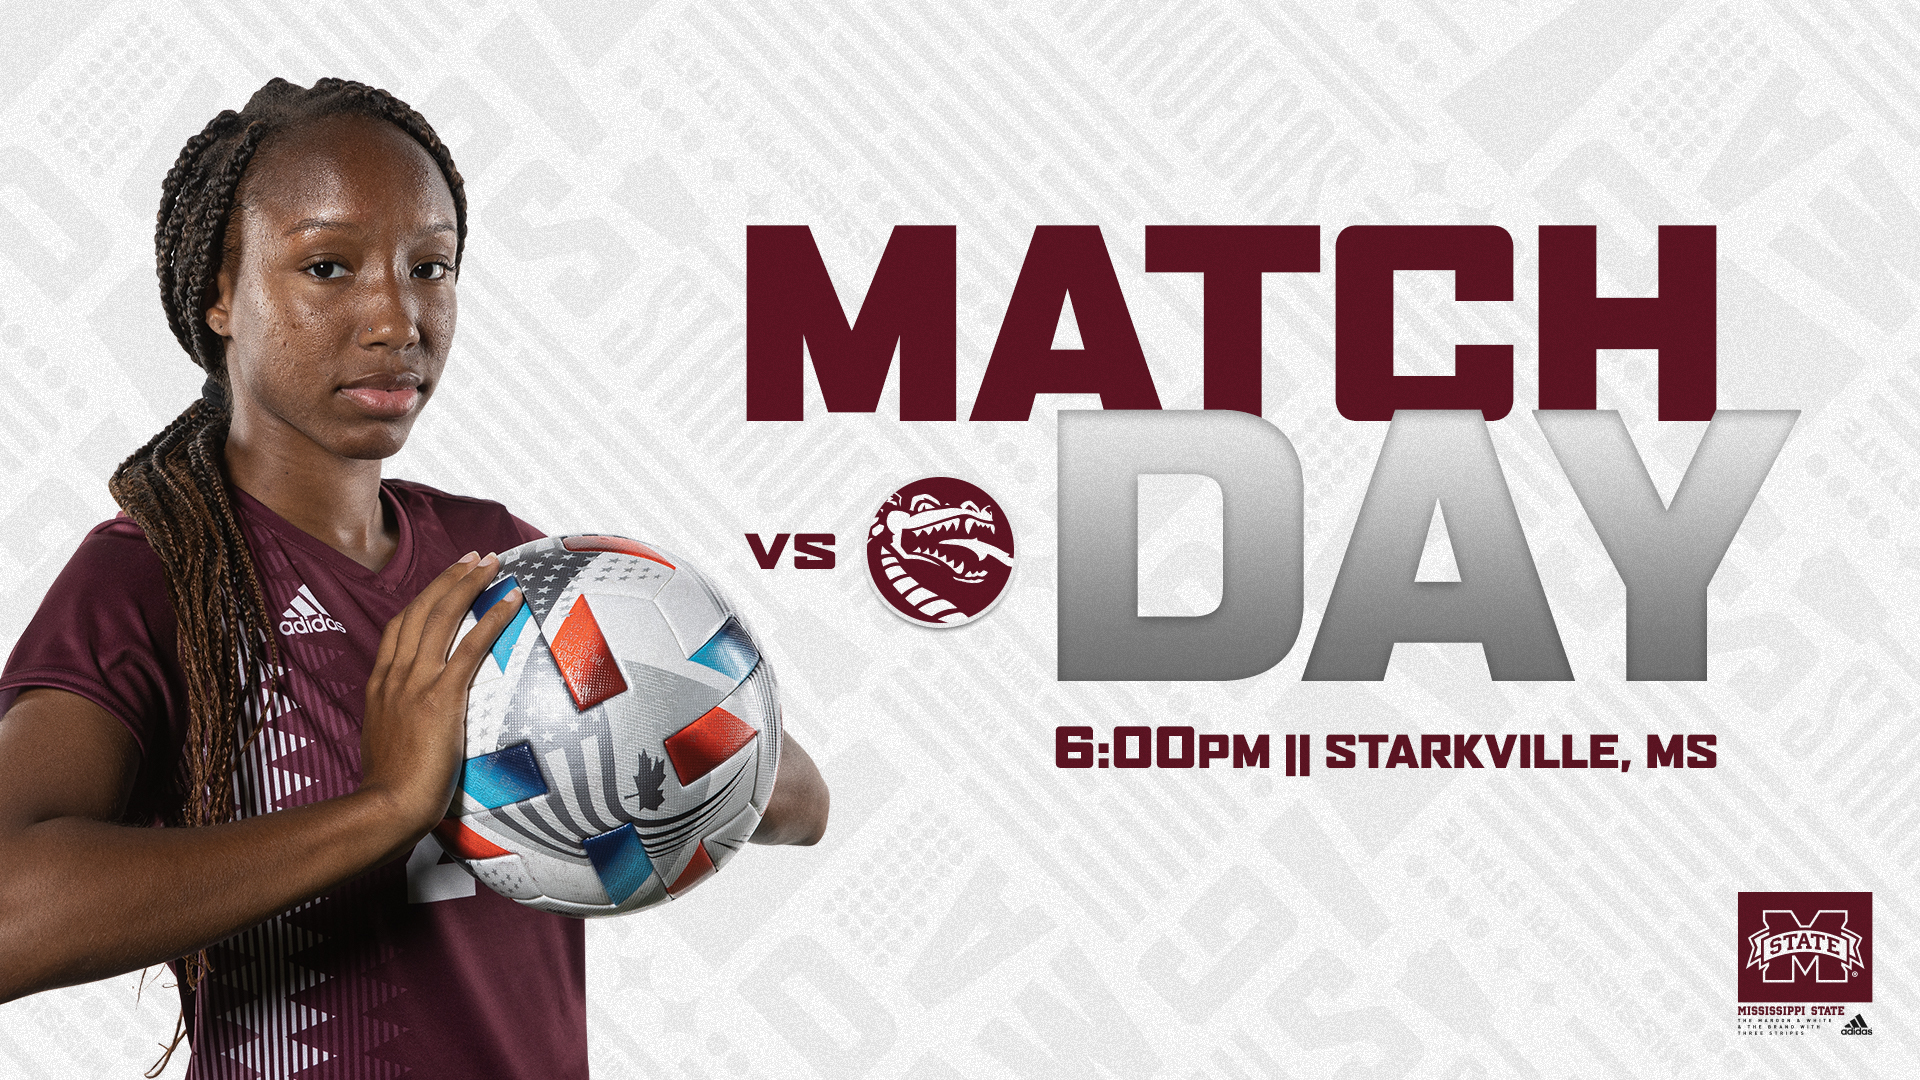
[
  {"xmin": 0, "ymin": 519, "xmax": 184, "ymax": 762},
  {"xmin": 509, "ymin": 512, "xmax": 546, "ymax": 546}
]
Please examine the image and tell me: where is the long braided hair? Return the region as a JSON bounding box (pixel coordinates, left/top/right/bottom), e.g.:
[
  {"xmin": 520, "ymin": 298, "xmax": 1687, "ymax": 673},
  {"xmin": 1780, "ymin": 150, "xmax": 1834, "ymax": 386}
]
[{"xmin": 109, "ymin": 77, "xmax": 466, "ymax": 985}]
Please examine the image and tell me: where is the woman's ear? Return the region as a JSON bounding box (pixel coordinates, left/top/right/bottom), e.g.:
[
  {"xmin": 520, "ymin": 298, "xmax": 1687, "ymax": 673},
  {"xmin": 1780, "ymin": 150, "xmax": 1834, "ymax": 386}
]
[{"xmin": 205, "ymin": 265, "xmax": 235, "ymax": 339}]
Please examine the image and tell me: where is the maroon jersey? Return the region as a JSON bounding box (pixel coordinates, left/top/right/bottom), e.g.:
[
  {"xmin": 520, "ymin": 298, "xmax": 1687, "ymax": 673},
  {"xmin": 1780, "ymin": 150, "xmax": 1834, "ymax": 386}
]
[{"xmin": 0, "ymin": 480, "xmax": 587, "ymax": 1079}]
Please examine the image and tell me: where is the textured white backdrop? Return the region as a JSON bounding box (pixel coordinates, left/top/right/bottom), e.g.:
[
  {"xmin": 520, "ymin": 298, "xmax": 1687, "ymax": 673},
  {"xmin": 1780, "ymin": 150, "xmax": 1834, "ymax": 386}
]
[{"xmin": 0, "ymin": 1, "xmax": 1915, "ymax": 1077}]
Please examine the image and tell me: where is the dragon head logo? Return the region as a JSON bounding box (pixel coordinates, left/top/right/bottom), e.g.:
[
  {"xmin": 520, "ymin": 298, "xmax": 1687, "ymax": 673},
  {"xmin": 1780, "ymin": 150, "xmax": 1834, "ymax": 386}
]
[{"xmin": 866, "ymin": 477, "xmax": 1015, "ymax": 626}]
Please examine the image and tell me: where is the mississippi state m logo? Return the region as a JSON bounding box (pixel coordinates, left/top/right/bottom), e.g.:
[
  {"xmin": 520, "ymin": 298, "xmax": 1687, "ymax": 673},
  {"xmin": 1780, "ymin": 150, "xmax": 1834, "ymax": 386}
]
[{"xmin": 1738, "ymin": 892, "xmax": 1871, "ymax": 1003}]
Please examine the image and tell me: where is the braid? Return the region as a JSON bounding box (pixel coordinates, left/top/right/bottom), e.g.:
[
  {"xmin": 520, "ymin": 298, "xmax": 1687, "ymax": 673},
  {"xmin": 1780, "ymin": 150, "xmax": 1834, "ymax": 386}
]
[
  {"xmin": 110, "ymin": 78, "xmax": 468, "ymax": 996},
  {"xmin": 183, "ymin": 121, "xmax": 269, "ymax": 368},
  {"xmin": 154, "ymin": 111, "xmax": 247, "ymax": 363},
  {"xmin": 108, "ymin": 401, "xmax": 273, "ymax": 833}
]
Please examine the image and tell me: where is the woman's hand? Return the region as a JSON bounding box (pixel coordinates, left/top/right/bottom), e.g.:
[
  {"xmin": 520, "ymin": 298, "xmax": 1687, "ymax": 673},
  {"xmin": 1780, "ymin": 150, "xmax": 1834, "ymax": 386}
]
[
  {"xmin": 0, "ymin": 552, "xmax": 523, "ymax": 1002},
  {"xmin": 358, "ymin": 551, "xmax": 522, "ymax": 853}
]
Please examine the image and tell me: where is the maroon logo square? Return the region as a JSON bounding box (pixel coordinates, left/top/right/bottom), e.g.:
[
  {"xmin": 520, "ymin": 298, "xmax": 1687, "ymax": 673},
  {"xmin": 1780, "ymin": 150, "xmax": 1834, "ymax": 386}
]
[{"xmin": 1738, "ymin": 892, "xmax": 1871, "ymax": 1003}]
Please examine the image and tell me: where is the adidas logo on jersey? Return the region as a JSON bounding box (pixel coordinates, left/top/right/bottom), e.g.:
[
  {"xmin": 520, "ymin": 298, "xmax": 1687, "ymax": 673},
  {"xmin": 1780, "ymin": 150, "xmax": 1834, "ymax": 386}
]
[
  {"xmin": 280, "ymin": 584, "xmax": 346, "ymax": 636},
  {"xmin": 1842, "ymin": 1013, "xmax": 1872, "ymax": 1035}
]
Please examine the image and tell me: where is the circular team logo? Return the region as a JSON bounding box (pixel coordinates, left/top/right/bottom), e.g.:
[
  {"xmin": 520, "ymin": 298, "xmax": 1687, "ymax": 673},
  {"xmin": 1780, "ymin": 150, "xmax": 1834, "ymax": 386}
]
[{"xmin": 866, "ymin": 477, "xmax": 1015, "ymax": 626}]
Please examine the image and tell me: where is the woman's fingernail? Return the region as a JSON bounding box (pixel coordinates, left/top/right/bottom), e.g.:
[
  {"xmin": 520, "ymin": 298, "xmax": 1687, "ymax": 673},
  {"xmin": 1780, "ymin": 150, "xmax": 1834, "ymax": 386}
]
[
  {"xmin": 459, "ymin": 551, "xmax": 479, "ymax": 564},
  {"xmin": 483, "ymin": 552, "xmax": 499, "ymax": 563}
]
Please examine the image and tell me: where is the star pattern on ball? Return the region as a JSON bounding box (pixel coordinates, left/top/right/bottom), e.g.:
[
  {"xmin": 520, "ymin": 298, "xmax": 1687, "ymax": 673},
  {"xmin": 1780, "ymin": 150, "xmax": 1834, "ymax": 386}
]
[
  {"xmin": 579, "ymin": 561, "xmax": 660, "ymax": 588},
  {"xmin": 512, "ymin": 549, "xmax": 601, "ymax": 623}
]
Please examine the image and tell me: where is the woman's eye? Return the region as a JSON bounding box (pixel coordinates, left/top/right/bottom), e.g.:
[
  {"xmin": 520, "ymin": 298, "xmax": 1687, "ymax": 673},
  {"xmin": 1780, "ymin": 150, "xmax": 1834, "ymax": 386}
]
[
  {"xmin": 305, "ymin": 261, "xmax": 347, "ymax": 280},
  {"xmin": 413, "ymin": 261, "xmax": 451, "ymax": 280}
]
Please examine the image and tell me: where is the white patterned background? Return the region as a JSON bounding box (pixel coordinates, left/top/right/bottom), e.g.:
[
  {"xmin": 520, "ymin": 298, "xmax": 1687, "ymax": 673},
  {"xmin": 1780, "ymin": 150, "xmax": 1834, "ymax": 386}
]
[{"xmin": 0, "ymin": 1, "xmax": 1915, "ymax": 1076}]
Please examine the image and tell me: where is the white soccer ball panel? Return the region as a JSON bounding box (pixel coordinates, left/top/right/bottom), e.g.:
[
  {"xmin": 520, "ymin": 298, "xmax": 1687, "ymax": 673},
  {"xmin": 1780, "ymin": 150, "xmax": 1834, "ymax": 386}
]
[
  {"xmin": 515, "ymin": 845, "xmax": 615, "ymax": 907},
  {"xmin": 704, "ymin": 803, "xmax": 762, "ymax": 873},
  {"xmin": 650, "ymin": 563, "xmax": 730, "ymax": 659},
  {"xmin": 468, "ymin": 853, "xmax": 542, "ymax": 901}
]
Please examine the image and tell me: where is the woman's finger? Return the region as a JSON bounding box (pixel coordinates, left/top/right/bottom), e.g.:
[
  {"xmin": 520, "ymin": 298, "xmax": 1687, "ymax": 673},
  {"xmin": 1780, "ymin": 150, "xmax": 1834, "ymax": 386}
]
[
  {"xmin": 371, "ymin": 602, "xmax": 403, "ymax": 680},
  {"xmin": 414, "ymin": 554, "xmax": 505, "ymax": 663},
  {"xmin": 444, "ymin": 588, "xmax": 524, "ymax": 687},
  {"xmin": 386, "ymin": 552, "xmax": 486, "ymax": 669}
]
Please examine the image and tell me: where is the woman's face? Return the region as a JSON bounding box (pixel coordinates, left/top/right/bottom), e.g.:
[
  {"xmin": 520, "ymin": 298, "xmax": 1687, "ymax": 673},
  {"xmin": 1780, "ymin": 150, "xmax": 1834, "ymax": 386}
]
[{"xmin": 206, "ymin": 113, "xmax": 459, "ymax": 464}]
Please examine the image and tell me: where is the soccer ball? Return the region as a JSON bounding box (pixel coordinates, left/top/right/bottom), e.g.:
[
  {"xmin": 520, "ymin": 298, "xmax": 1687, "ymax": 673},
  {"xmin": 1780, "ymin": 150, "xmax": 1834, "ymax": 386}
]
[{"xmin": 435, "ymin": 534, "xmax": 781, "ymax": 916}]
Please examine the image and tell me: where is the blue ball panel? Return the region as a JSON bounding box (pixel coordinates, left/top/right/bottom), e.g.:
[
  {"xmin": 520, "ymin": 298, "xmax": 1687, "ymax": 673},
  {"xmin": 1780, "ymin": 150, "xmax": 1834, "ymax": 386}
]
[
  {"xmin": 583, "ymin": 823, "xmax": 655, "ymax": 904},
  {"xmin": 462, "ymin": 742, "xmax": 549, "ymax": 809},
  {"xmin": 689, "ymin": 618, "xmax": 758, "ymax": 684},
  {"xmin": 472, "ymin": 574, "xmax": 522, "ymax": 619}
]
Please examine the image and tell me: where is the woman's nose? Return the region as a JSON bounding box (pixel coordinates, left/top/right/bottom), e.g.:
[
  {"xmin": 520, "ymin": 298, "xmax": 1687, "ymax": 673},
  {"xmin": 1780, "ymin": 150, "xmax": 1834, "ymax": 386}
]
[{"xmin": 357, "ymin": 275, "xmax": 419, "ymax": 350}]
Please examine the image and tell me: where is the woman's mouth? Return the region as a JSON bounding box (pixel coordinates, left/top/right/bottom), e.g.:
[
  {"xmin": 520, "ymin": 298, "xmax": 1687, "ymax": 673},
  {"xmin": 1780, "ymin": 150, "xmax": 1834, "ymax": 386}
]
[{"xmin": 338, "ymin": 385, "xmax": 420, "ymax": 419}]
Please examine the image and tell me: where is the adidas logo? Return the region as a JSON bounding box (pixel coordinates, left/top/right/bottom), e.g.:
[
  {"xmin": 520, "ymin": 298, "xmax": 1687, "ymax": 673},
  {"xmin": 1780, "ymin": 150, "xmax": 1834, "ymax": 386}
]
[
  {"xmin": 1842, "ymin": 1013, "xmax": 1873, "ymax": 1035},
  {"xmin": 280, "ymin": 584, "xmax": 346, "ymax": 636}
]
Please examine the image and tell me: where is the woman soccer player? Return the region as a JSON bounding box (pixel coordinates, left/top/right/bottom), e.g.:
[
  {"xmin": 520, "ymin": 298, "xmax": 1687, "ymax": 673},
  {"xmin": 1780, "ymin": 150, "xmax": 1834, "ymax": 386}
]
[{"xmin": 0, "ymin": 77, "xmax": 828, "ymax": 1078}]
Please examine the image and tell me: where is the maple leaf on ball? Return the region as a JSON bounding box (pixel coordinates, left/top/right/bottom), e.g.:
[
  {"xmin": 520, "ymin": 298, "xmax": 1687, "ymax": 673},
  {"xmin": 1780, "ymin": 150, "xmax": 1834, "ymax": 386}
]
[{"xmin": 629, "ymin": 751, "xmax": 667, "ymax": 812}]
